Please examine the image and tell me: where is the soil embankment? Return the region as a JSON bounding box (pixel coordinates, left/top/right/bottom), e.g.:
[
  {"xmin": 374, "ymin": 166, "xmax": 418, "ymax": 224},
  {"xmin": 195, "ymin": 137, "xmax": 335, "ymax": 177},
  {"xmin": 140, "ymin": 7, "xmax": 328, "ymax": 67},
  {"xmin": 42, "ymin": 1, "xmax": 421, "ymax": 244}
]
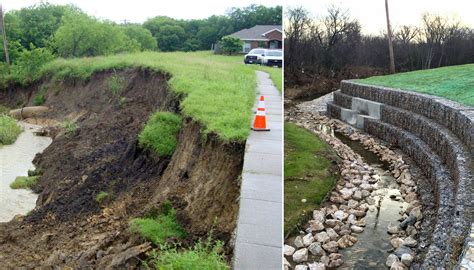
[{"xmin": 0, "ymin": 68, "xmax": 244, "ymax": 268}]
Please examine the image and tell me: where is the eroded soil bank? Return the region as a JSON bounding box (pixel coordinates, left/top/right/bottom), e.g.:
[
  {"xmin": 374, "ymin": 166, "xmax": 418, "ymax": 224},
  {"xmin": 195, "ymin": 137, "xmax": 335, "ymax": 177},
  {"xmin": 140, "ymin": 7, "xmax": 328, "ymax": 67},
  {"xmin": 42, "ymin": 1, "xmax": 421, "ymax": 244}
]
[{"xmin": 0, "ymin": 68, "xmax": 244, "ymax": 268}]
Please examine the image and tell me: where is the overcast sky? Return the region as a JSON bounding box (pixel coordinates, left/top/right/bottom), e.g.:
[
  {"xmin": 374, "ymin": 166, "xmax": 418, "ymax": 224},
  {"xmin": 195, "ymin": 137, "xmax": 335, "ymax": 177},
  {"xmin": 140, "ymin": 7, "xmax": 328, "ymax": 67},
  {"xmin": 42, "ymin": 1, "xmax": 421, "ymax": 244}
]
[
  {"xmin": 2, "ymin": 0, "xmax": 280, "ymax": 22},
  {"xmin": 286, "ymin": 0, "xmax": 474, "ymax": 34}
]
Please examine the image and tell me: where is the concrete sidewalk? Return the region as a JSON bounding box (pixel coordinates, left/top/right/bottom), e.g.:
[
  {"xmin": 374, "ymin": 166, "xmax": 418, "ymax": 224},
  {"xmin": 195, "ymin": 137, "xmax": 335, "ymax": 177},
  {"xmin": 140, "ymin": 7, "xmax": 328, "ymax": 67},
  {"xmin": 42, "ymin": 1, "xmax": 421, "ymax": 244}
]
[{"xmin": 233, "ymin": 71, "xmax": 283, "ymax": 269}]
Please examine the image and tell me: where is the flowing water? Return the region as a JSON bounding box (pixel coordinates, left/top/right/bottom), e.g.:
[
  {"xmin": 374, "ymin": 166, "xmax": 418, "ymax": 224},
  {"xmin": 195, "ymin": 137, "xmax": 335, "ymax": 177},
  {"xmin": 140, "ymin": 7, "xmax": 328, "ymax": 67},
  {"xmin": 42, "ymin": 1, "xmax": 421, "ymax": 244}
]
[
  {"xmin": 318, "ymin": 125, "xmax": 408, "ymax": 269},
  {"xmin": 0, "ymin": 122, "xmax": 52, "ymax": 222}
]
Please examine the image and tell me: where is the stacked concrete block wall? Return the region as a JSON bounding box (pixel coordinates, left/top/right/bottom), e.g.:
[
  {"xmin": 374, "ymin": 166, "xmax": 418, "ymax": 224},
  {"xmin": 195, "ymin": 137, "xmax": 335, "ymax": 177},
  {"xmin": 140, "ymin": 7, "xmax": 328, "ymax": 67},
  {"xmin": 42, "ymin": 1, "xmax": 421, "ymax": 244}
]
[{"xmin": 327, "ymin": 81, "xmax": 473, "ymax": 268}]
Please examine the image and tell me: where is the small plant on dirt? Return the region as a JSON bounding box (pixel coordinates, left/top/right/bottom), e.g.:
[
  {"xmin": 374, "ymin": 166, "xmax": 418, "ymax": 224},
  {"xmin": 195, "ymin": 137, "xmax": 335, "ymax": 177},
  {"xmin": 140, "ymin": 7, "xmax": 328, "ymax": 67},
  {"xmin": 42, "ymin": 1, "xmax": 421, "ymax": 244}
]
[
  {"xmin": 0, "ymin": 115, "xmax": 23, "ymax": 145},
  {"xmin": 108, "ymin": 74, "xmax": 126, "ymax": 96},
  {"xmin": 138, "ymin": 112, "xmax": 182, "ymax": 157},
  {"xmin": 130, "ymin": 202, "xmax": 185, "ymax": 245},
  {"xmin": 148, "ymin": 235, "xmax": 228, "ymax": 269},
  {"xmin": 33, "ymin": 85, "xmax": 48, "ymax": 106},
  {"xmin": 119, "ymin": 97, "xmax": 127, "ymax": 107},
  {"xmin": 28, "ymin": 168, "xmax": 43, "ymax": 177},
  {"xmin": 62, "ymin": 120, "xmax": 78, "ymax": 137},
  {"xmin": 10, "ymin": 176, "xmax": 39, "ymax": 189},
  {"xmin": 95, "ymin": 191, "xmax": 109, "ymax": 204}
]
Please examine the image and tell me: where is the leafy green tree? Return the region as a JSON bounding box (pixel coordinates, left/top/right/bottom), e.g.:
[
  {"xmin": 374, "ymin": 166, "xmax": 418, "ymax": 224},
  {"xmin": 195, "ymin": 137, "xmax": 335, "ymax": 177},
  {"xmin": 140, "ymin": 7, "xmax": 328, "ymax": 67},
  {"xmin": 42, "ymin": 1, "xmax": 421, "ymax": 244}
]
[
  {"xmin": 227, "ymin": 5, "xmax": 282, "ymax": 31},
  {"xmin": 54, "ymin": 12, "xmax": 139, "ymax": 57},
  {"xmin": 122, "ymin": 24, "xmax": 157, "ymax": 51},
  {"xmin": 219, "ymin": 36, "xmax": 242, "ymax": 55},
  {"xmin": 6, "ymin": 2, "xmax": 79, "ymax": 49},
  {"xmin": 182, "ymin": 38, "xmax": 200, "ymax": 52},
  {"xmin": 11, "ymin": 46, "xmax": 54, "ymax": 84},
  {"xmin": 157, "ymin": 25, "xmax": 186, "ymax": 51}
]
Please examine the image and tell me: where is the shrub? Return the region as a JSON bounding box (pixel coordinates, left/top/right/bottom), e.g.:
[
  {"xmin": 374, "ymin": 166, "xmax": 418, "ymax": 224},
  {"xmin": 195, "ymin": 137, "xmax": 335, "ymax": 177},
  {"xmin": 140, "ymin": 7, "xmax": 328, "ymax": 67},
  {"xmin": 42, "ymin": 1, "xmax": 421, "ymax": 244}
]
[
  {"xmin": 130, "ymin": 207, "xmax": 185, "ymax": 245},
  {"xmin": 149, "ymin": 238, "xmax": 228, "ymax": 269},
  {"xmin": 0, "ymin": 115, "xmax": 22, "ymax": 145},
  {"xmin": 138, "ymin": 112, "xmax": 181, "ymax": 157},
  {"xmin": 95, "ymin": 191, "xmax": 109, "ymax": 204},
  {"xmin": 0, "ymin": 105, "xmax": 10, "ymax": 115},
  {"xmin": 33, "ymin": 85, "xmax": 48, "ymax": 106},
  {"xmin": 218, "ymin": 36, "xmax": 242, "ymax": 55},
  {"xmin": 10, "ymin": 176, "xmax": 39, "ymax": 189},
  {"xmin": 10, "ymin": 46, "xmax": 55, "ymax": 85},
  {"xmin": 62, "ymin": 120, "xmax": 78, "ymax": 137}
]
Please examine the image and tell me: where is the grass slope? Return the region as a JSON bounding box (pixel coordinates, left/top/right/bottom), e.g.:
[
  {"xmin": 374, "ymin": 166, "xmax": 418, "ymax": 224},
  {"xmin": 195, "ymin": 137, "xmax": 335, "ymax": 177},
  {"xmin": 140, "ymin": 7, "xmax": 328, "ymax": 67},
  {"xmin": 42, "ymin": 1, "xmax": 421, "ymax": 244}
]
[
  {"xmin": 357, "ymin": 64, "xmax": 474, "ymax": 106},
  {"xmin": 284, "ymin": 122, "xmax": 338, "ymax": 236},
  {"xmin": 138, "ymin": 112, "xmax": 182, "ymax": 157},
  {"xmin": 37, "ymin": 51, "xmax": 283, "ymax": 141}
]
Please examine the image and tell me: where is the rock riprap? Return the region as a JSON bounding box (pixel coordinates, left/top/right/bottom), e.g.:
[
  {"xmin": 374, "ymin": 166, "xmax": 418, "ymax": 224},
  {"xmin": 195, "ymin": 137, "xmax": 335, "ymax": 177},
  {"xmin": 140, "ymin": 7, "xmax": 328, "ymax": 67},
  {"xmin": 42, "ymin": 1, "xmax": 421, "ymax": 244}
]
[{"xmin": 284, "ymin": 107, "xmax": 423, "ymax": 269}]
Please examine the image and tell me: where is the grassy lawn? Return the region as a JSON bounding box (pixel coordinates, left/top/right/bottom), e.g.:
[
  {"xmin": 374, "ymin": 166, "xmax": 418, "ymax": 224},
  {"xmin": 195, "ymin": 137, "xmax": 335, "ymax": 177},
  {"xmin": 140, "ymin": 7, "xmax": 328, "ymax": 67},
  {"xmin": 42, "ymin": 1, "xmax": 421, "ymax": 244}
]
[
  {"xmin": 357, "ymin": 64, "xmax": 474, "ymax": 107},
  {"xmin": 28, "ymin": 51, "xmax": 283, "ymax": 142},
  {"xmin": 255, "ymin": 65, "xmax": 282, "ymax": 93},
  {"xmin": 284, "ymin": 122, "xmax": 339, "ymax": 236},
  {"xmin": 0, "ymin": 115, "xmax": 22, "ymax": 146}
]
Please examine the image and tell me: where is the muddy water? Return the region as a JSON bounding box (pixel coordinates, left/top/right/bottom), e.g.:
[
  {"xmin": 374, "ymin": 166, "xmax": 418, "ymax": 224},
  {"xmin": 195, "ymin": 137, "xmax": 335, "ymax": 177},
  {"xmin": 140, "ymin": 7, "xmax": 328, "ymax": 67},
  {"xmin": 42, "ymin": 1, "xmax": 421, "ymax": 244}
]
[
  {"xmin": 0, "ymin": 122, "xmax": 52, "ymax": 222},
  {"xmin": 318, "ymin": 125, "xmax": 408, "ymax": 269}
]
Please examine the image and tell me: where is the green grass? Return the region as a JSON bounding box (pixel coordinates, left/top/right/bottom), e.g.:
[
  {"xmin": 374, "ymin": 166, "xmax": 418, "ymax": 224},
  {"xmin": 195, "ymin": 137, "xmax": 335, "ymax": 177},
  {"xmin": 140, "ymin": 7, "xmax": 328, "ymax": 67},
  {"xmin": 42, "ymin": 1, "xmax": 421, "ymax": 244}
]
[
  {"xmin": 108, "ymin": 74, "xmax": 126, "ymax": 96},
  {"xmin": 149, "ymin": 239, "xmax": 228, "ymax": 270},
  {"xmin": 95, "ymin": 191, "xmax": 109, "ymax": 204},
  {"xmin": 37, "ymin": 51, "xmax": 261, "ymax": 141},
  {"xmin": 10, "ymin": 175, "xmax": 39, "ymax": 189},
  {"xmin": 138, "ymin": 112, "xmax": 182, "ymax": 157},
  {"xmin": 284, "ymin": 122, "xmax": 339, "ymax": 236},
  {"xmin": 0, "ymin": 115, "xmax": 22, "ymax": 145},
  {"xmin": 0, "ymin": 105, "xmax": 9, "ymax": 115},
  {"xmin": 357, "ymin": 64, "xmax": 474, "ymax": 107},
  {"xmin": 130, "ymin": 208, "xmax": 185, "ymax": 245}
]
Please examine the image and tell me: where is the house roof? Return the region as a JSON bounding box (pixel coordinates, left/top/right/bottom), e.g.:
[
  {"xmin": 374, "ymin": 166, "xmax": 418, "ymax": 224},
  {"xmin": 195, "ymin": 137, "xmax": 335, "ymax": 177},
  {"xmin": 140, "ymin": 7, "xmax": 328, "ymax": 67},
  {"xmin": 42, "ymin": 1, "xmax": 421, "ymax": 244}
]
[{"xmin": 230, "ymin": 25, "xmax": 282, "ymax": 41}]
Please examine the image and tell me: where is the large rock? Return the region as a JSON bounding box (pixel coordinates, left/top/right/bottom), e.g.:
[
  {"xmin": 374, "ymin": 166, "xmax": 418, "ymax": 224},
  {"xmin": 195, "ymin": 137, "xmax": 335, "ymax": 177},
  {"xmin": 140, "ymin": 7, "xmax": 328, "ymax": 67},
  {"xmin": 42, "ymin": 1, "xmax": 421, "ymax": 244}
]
[
  {"xmin": 308, "ymin": 242, "xmax": 325, "ymax": 256},
  {"xmin": 293, "ymin": 248, "xmax": 308, "ymax": 263},
  {"xmin": 333, "ymin": 210, "xmax": 348, "ymax": 221},
  {"xmin": 303, "ymin": 233, "xmax": 314, "ymax": 247},
  {"xmin": 309, "ymin": 220, "xmax": 325, "ymax": 232},
  {"xmin": 295, "ymin": 265, "xmax": 308, "ymax": 270},
  {"xmin": 387, "ymin": 223, "xmax": 399, "ymax": 234},
  {"xmin": 326, "ymin": 228, "xmax": 339, "ymax": 241},
  {"xmin": 313, "ymin": 209, "xmax": 326, "ymax": 223},
  {"xmin": 409, "ymin": 206, "xmax": 423, "ymax": 221},
  {"xmin": 402, "ymin": 236, "xmax": 417, "ymax": 247},
  {"xmin": 328, "ymin": 259, "xmax": 344, "ymax": 268},
  {"xmin": 320, "ymin": 255, "xmax": 330, "ymax": 266},
  {"xmin": 351, "ymin": 225, "xmax": 364, "ymax": 233},
  {"xmin": 401, "ymin": 253, "xmax": 413, "ymax": 266},
  {"xmin": 386, "ymin": 254, "xmax": 399, "ymax": 267},
  {"xmin": 322, "ymin": 241, "xmax": 339, "ymax": 253},
  {"xmin": 295, "ymin": 236, "xmax": 305, "ymax": 248},
  {"xmin": 390, "ymin": 238, "xmax": 404, "ymax": 249},
  {"xmin": 284, "ymin": 244, "xmax": 295, "ymax": 256},
  {"xmin": 337, "ymin": 235, "xmax": 356, "ymax": 248},
  {"xmin": 352, "ymin": 190, "xmax": 362, "ymax": 200},
  {"xmin": 308, "ymin": 262, "xmax": 326, "ymax": 270},
  {"xmin": 315, "ymin": 232, "xmax": 330, "ymax": 243},
  {"xmin": 390, "ymin": 261, "xmax": 406, "ymax": 270}
]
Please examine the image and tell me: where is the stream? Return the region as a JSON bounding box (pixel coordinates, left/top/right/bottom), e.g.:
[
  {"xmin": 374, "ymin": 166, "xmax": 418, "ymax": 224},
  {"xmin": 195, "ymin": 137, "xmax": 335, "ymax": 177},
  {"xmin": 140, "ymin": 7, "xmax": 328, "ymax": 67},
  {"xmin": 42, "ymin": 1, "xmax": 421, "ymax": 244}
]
[
  {"xmin": 0, "ymin": 122, "xmax": 51, "ymax": 222},
  {"xmin": 320, "ymin": 125, "xmax": 409, "ymax": 269}
]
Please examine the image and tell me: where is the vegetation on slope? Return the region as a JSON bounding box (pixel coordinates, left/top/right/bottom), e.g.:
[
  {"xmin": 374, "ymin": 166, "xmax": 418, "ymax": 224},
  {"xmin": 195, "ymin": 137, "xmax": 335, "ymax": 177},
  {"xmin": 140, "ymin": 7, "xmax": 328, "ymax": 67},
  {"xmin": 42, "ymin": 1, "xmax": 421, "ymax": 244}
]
[
  {"xmin": 23, "ymin": 51, "xmax": 268, "ymax": 141},
  {"xmin": 139, "ymin": 112, "xmax": 182, "ymax": 157},
  {"xmin": 357, "ymin": 64, "xmax": 474, "ymax": 106},
  {"xmin": 10, "ymin": 176, "xmax": 39, "ymax": 189},
  {"xmin": 284, "ymin": 122, "xmax": 339, "ymax": 236},
  {"xmin": 0, "ymin": 115, "xmax": 22, "ymax": 145}
]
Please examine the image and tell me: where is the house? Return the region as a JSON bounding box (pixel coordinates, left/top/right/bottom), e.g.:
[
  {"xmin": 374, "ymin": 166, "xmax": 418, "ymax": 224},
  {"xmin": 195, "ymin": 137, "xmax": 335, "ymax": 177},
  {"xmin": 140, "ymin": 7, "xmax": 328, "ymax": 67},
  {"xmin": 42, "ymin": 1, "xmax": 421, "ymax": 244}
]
[{"xmin": 229, "ymin": 25, "xmax": 282, "ymax": 53}]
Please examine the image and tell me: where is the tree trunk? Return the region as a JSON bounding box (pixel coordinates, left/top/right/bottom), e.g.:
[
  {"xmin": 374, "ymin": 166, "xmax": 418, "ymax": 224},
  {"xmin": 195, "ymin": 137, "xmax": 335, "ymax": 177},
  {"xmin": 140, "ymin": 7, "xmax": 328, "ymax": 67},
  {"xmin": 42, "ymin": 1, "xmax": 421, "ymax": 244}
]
[
  {"xmin": 0, "ymin": 5, "xmax": 10, "ymax": 66},
  {"xmin": 385, "ymin": 0, "xmax": 395, "ymax": 73}
]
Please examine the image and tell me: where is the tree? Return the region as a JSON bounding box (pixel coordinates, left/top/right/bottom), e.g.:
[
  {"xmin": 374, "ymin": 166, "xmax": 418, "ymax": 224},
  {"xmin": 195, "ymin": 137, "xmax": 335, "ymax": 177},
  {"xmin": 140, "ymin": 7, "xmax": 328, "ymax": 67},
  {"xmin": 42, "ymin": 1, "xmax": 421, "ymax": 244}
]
[
  {"xmin": 122, "ymin": 24, "xmax": 157, "ymax": 51},
  {"xmin": 218, "ymin": 36, "xmax": 242, "ymax": 55},
  {"xmin": 54, "ymin": 12, "xmax": 139, "ymax": 57},
  {"xmin": 385, "ymin": 0, "xmax": 395, "ymax": 73}
]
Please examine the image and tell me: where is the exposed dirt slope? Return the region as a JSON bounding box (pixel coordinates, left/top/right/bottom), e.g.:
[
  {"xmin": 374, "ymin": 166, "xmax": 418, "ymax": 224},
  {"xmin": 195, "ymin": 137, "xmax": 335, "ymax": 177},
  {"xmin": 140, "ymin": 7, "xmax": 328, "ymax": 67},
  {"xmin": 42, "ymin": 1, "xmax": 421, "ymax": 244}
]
[{"xmin": 0, "ymin": 68, "xmax": 243, "ymax": 268}]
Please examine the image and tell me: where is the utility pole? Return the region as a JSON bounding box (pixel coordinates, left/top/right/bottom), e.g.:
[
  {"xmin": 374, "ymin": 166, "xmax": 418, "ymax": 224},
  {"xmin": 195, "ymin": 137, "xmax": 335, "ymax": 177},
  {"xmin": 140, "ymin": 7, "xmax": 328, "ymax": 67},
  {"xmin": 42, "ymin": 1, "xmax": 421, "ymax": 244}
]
[
  {"xmin": 385, "ymin": 0, "xmax": 395, "ymax": 73},
  {"xmin": 0, "ymin": 5, "xmax": 10, "ymax": 66}
]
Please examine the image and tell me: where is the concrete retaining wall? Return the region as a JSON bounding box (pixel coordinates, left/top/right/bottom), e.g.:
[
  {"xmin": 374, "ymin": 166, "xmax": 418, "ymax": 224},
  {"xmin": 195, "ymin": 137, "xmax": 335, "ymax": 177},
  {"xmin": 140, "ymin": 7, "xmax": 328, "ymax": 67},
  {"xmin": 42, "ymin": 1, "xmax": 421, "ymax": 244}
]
[{"xmin": 328, "ymin": 81, "xmax": 474, "ymax": 268}]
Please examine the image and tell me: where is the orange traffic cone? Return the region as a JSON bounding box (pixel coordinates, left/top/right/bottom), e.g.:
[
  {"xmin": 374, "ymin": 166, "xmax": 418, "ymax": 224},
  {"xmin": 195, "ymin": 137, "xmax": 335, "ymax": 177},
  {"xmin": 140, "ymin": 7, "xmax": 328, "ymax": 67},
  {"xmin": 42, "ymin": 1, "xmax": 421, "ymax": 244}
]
[{"xmin": 251, "ymin": 95, "xmax": 270, "ymax": 131}]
